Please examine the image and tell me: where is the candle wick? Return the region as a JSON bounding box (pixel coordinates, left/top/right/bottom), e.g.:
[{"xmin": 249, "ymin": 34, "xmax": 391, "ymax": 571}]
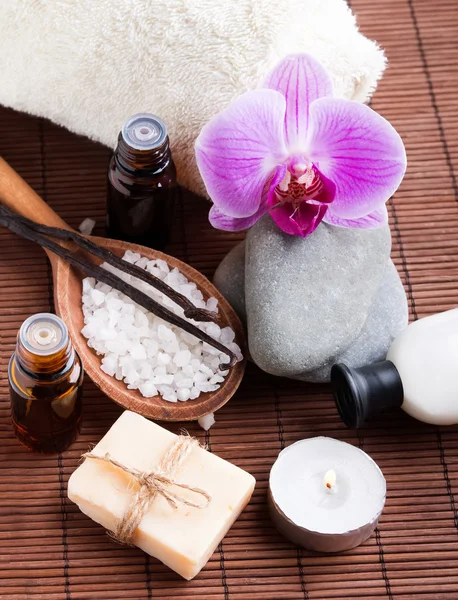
[{"xmin": 324, "ymin": 469, "xmax": 337, "ymax": 491}]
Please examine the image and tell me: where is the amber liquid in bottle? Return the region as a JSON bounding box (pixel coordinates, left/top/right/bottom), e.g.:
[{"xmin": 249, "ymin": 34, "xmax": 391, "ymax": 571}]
[
  {"xmin": 8, "ymin": 313, "xmax": 83, "ymax": 453},
  {"xmin": 107, "ymin": 113, "xmax": 177, "ymax": 250}
]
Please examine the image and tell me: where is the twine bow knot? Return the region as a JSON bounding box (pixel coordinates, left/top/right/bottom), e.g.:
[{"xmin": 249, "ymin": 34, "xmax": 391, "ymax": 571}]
[{"xmin": 83, "ymin": 435, "xmax": 211, "ymax": 545}]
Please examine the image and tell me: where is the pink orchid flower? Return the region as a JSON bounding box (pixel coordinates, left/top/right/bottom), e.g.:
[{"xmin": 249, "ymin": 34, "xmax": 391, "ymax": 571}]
[{"xmin": 195, "ymin": 54, "xmax": 407, "ymax": 237}]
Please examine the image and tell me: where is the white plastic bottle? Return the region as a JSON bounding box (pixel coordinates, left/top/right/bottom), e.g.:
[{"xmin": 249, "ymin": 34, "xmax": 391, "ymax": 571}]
[{"xmin": 331, "ymin": 309, "xmax": 458, "ymax": 427}]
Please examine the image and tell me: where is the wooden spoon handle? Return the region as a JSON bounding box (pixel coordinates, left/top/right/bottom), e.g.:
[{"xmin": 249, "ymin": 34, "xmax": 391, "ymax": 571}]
[{"xmin": 0, "ymin": 156, "xmax": 70, "ymax": 230}]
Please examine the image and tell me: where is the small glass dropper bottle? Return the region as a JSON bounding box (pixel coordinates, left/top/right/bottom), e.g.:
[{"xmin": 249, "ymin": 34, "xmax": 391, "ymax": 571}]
[
  {"xmin": 8, "ymin": 313, "xmax": 83, "ymax": 453},
  {"xmin": 106, "ymin": 113, "xmax": 177, "ymax": 250}
]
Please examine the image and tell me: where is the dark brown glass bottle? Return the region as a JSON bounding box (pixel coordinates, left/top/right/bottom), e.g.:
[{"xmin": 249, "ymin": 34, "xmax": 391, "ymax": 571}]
[
  {"xmin": 8, "ymin": 313, "xmax": 83, "ymax": 453},
  {"xmin": 107, "ymin": 113, "xmax": 177, "ymax": 250}
]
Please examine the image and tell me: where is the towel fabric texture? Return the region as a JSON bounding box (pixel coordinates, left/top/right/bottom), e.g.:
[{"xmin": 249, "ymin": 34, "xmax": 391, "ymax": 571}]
[{"xmin": 0, "ymin": 0, "xmax": 385, "ymax": 197}]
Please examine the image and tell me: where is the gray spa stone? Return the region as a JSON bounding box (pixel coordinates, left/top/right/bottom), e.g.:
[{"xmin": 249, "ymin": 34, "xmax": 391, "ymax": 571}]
[
  {"xmin": 297, "ymin": 260, "xmax": 408, "ymax": 382},
  {"xmin": 213, "ymin": 238, "xmax": 408, "ymax": 382},
  {"xmin": 213, "ymin": 241, "xmax": 247, "ymax": 323},
  {"xmin": 245, "ymin": 216, "xmax": 392, "ymax": 377}
]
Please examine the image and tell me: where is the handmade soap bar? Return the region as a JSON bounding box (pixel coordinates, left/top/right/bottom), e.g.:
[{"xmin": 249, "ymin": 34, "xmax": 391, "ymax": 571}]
[{"xmin": 68, "ymin": 411, "xmax": 255, "ymax": 580}]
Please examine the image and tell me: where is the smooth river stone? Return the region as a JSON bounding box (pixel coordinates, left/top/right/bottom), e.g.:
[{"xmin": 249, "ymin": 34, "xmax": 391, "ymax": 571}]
[
  {"xmin": 213, "ymin": 240, "xmax": 407, "ymax": 382},
  {"xmin": 298, "ymin": 260, "xmax": 408, "ymax": 382},
  {"xmin": 213, "ymin": 242, "xmax": 247, "ymax": 323}
]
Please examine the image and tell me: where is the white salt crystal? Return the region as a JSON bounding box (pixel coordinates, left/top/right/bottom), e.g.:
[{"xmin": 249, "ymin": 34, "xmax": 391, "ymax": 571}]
[
  {"xmin": 157, "ymin": 385, "xmax": 177, "ymax": 402},
  {"xmin": 176, "ymin": 377, "xmax": 194, "ymax": 389},
  {"xmin": 143, "ymin": 339, "xmax": 159, "ymax": 357},
  {"xmin": 167, "ymin": 363, "xmax": 178, "ymax": 375},
  {"xmin": 220, "ymin": 327, "xmax": 235, "ymax": 344},
  {"xmin": 197, "ymin": 383, "xmax": 219, "ymax": 393},
  {"xmin": 105, "ymin": 340, "xmax": 127, "ymax": 356},
  {"xmin": 156, "ymin": 259, "xmax": 170, "ymax": 273},
  {"xmin": 146, "ymin": 264, "xmax": 166, "ymax": 279},
  {"xmin": 194, "ymin": 371, "xmax": 207, "ymax": 384},
  {"xmin": 189, "ymin": 387, "xmax": 200, "ymax": 400},
  {"xmin": 99, "ymin": 327, "xmax": 118, "ymax": 341},
  {"xmin": 174, "ymin": 350, "xmax": 191, "ymax": 367},
  {"xmin": 177, "ymin": 388, "xmax": 191, "ymax": 402},
  {"xmin": 154, "ymin": 374, "xmax": 174, "ymax": 385},
  {"xmin": 157, "ymin": 352, "xmax": 171, "ymax": 366},
  {"xmin": 199, "ymin": 363, "xmax": 213, "ymax": 376},
  {"xmin": 125, "ymin": 369, "xmax": 140, "ymax": 386},
  {"xmin": 191, "ymin": 358, "xmax": 202, "ymax": 370},
  {"xmin": 78, "ymin": 218, "xmax": 96, "ymax": 235},
  {"xmin": 181, "ymin": 332, "xmax": 200, "ymax": 347},
  {"xmin": 163, "ymin": 341, "xmax": 180, "ymax": 355},
  {"xmin": 139, "ymin": 381, "xmax": 158, "ymax": 398},
  {"xmin": 135, "ymin": 256, "xmax": 149, "ymax": 269},
  {"xmin": 101, "ymin": 354, "xmax": 118, "ymax": 377},
  {"xmin": 210, "ymin": 357, "xmax": 221, "ymax": 370},
  {"xmin": 121, "ymin": 303, "xmax": 135, "ymax": 316},
  {"xmin": 91, "ymin": 289, "xmax": 105, "ymax": 306},
  {"xmin": 82, "ymin": 294, "xmax": 94, "ymax": 309},
  {"xmin": 183, "ymin": 365, "xmax": 194, "ymax": 377},
  {"xmin": 228, "ymin": 342, "xmax": 243, "ymax": 361},
  {"xmin": 134, "ymin": 311, "xmax": 149, "ymax": 328},
  {"xmin": 202, "ymin": 342, "xmax": 220, "ymax": 356},
  {"xmin": 206, "ymin": 297, "xmax": 218, "ymax": 312},
  {"xmin": 198, "ymin": 413, "xmax": 216, "ymax": 431},
  {"xmin": 108, "ymin": 310, "xmax": 121, "ymax": 329},
  {"xmin": 82, "ymin": 277, "xmax": 96, "ymax": 293},
  {"xmin": 139, "ymin": 363, "xmax": 153, "ymax": 380},
  {"xmin": 158, "ymin": 324, "xmax": 175, "ymax": 342},
  {"xmin": 154, "ymin": 365, "xmax": 167, "ymax": 377},
  {"xmin": 206, "ymin": 323, "xmax": 221, "ymax": 339},
  {"xmin": 192, "ymin": 289, "xmax": 204, "ymax": 302},
  {"xmin": 96, "ymin": 282, "xmax": 112, "ymax": 294},
  {"xmin": 124, "ymin": 250, "xmax": 141, "ymax": 264}
]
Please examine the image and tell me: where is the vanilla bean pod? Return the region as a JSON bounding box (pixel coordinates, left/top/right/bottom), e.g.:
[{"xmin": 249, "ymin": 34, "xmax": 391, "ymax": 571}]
[
  {"xmin": 0, "ymin": 208, "xmax": 236, "ymax": 367},
  {"xmin": 0, "ymin": 205, "xmax": 217, "ymax": 323}
]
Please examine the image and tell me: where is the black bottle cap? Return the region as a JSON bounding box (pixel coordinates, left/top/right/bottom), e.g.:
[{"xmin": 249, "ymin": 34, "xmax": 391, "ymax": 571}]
[{"xmin": 331, "ymin": 361, "xmax": 404, "ymax": 429}]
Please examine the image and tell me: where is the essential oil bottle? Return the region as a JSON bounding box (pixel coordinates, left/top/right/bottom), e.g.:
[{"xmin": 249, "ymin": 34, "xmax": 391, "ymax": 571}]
[
  {"xmin": 106, "ymin": 113, "xmax": 177, "ymax": 250},
  {"xmin": 8, "ymin": 313, "xmax": 83, "ymax": 453}
]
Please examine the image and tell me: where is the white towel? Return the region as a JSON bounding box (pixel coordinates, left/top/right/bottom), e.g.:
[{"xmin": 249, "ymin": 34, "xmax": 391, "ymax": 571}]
[{"xmin": 0, "ymin": 0, "xmax": 385, "ymax": 197}]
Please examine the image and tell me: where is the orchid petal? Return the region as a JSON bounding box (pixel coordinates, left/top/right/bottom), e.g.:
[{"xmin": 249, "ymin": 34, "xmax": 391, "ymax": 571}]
[
  {"xmin": 209, "ymin": 203, "xmax": 269, "ymax": 231},
  {"xmin": 209, "ymin": 164, "xmax": 287, "ymax": 232},
  {"xmin": 323, "ymin": 205, "xmax": 388, "ymax": 229},
  {"xmin": 269, "ymin": 201, "xmax": 328, "ymax": 237},
  {"xmin": 307, "ymin": 98, "xmax": 407, "ymax": 219},
  {"xmin": 195, "ymin": 89, "xmax": 288, "ymax": 218},
  {"xmin": 264, "ymin": 54, "xmax": 333, "ymax": 152},
  {"xmin": 315, "ymin": 168, "xmax": 337, "ymax": 204}
]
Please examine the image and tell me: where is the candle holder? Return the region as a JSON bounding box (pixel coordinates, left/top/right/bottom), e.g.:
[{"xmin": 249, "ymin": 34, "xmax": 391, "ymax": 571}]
[{"xmin": 268, "ymin": 437, "xmax": 386, "ymax": 553}]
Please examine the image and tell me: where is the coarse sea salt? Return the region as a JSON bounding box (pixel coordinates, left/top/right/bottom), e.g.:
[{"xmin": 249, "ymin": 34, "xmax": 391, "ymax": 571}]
[{"xmin": 81, "ymin": 251, "xmax": 242, "ymax": 403}]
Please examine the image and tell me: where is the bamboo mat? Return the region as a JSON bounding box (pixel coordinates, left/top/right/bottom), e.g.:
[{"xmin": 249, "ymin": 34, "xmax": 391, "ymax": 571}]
[{"xmin": 1, "ymin": 0, "xmax": 458, "ymax": 598}]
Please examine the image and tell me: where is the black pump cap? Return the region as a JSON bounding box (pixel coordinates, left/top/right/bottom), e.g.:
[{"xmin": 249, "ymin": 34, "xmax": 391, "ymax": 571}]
[{"xmin": 331, "ymin": 361, "xmax": 404, "ymax": 429}]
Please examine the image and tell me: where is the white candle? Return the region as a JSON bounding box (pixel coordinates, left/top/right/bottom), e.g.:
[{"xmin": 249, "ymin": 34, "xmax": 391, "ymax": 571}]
[{"xmin": 268, "ymin": 437, "xmax": 386, "ymax": 553}]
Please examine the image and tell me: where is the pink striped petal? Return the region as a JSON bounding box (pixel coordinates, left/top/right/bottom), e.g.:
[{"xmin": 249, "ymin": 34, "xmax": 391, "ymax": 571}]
[
  {"xmin": 209, "ymin": 165, "xmax": 287, "ymax": 232},
  {"xmin": 307, "ymin": 98, "xmax": 407, "ymax": 219},
  {"xmin": 323, "ymin": 205, "xmax": 389, "ymax": 229},
  {"xmin": 209, "ymin": 204, "xmax": 269, "ymax": 231},
  {"xmin": 269, "ymin": 202, "xmax": 328, "ymax": 237},
  {"xmin": 264, "ymin": 54, "xmax": 333, "ymax": 152},
  {"xmin": 195, "ymin": 89, "xmax": 288, "ymax": 218}
]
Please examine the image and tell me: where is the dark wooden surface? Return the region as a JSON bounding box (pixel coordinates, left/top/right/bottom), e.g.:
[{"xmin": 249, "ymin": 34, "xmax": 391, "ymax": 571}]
[{"xmin": 1, "ymin": 0, "xmax": 458, "ymax": 597}]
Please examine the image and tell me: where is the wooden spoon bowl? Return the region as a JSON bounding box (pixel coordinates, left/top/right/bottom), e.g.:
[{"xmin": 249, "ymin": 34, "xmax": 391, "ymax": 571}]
[{"xmin": 0, "ymin": 157, "xmax": 245, "ymax": 421}]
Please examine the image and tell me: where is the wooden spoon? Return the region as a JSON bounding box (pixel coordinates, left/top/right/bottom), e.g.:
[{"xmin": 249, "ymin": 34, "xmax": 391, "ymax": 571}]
[{"xmin": 0, "ymin": 157, "xmax": 246, "ymax": 421}]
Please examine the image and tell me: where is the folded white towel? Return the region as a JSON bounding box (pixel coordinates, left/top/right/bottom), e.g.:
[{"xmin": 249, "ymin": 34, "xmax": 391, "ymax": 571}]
[{"xmin": 0, "ymin": 0, "xmax": 385, "ymax": 197}]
